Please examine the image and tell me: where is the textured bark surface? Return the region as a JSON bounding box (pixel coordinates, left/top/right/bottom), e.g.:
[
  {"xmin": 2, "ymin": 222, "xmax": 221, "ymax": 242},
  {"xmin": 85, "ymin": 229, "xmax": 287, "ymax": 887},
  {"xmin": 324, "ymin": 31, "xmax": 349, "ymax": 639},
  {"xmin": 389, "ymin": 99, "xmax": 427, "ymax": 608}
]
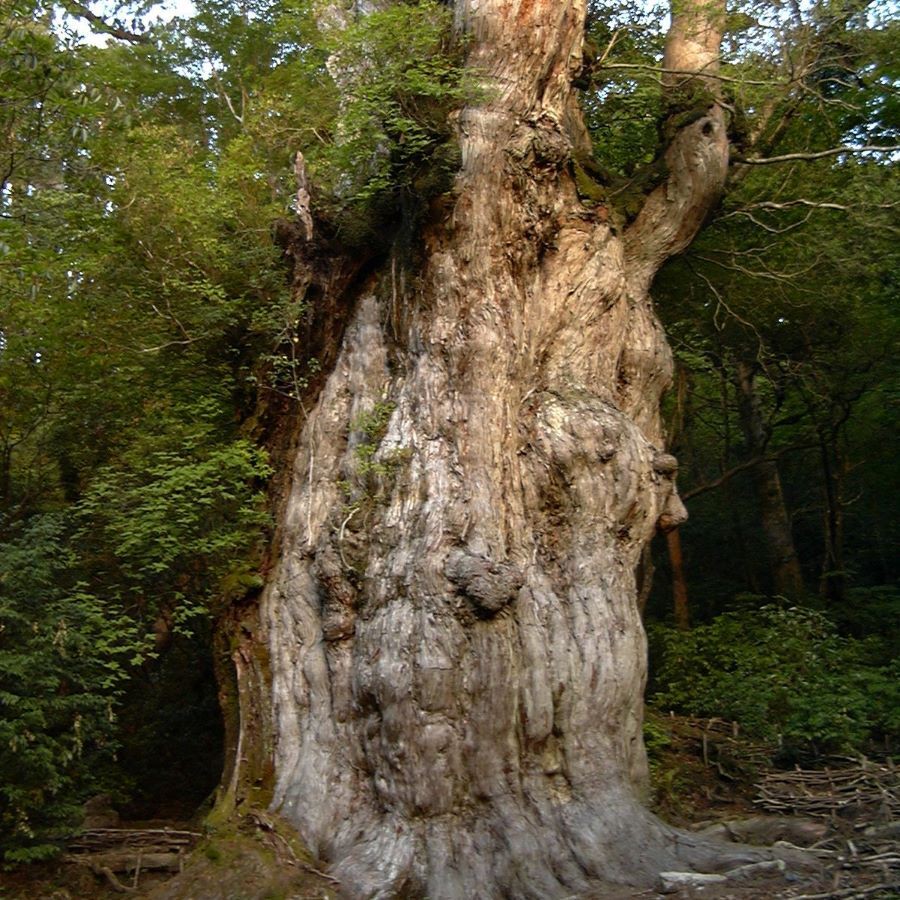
[{"xmin": 237, "ymin": 0, "xmax": 772, "ymax": 895}]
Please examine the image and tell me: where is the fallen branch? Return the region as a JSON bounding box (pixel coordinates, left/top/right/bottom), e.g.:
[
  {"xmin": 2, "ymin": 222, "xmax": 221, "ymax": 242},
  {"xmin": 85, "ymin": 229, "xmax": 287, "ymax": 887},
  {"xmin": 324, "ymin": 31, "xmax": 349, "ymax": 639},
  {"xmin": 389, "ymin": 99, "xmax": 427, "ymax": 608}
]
[
  {"xmin": 756, "ymin": 758, "xmax": 899, "ymax": 824},
  {"xmin": 788, "ymin": 882, "xmax": 900, "ymax": 899},
  {"xmin": 68, "ymin": 827, "xmax": 200, "ymax": 854},
  {"xmin": 66, "ymin": 826, "xmax": 198, "ymax": 891}
]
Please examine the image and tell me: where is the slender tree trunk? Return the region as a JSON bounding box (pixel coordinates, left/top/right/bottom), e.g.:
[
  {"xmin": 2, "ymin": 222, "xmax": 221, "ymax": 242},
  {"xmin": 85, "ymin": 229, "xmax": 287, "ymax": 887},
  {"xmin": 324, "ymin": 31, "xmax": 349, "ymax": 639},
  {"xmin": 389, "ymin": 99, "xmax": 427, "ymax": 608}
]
[
  {"xmin": 224, "ymin": 0, "xmax": 787, "ymax": 895},
  {"xmin": 636, "ymin": 541, "xmax": 655, "ymax": 617},
  {"xmin": 660, "ymin": 365, "xmax": 690, "ymax": 626},
  {"xmin": 666, "ymin": 528, "xmax": 691, "ymax": 630},
  {"xmin": 0, "ymin": 443, "xmax": 10, "ymax": 510},
  {"xmin": 818, "ymin": 430, "xmax": 846, "ymax": 604},
  {"xmin": 716, "ymin": 361, "xmax": 761, "ymax": 591},
  {"xmin": 735, "ymin": 361, "xmax": 805, "ymax": 597}
]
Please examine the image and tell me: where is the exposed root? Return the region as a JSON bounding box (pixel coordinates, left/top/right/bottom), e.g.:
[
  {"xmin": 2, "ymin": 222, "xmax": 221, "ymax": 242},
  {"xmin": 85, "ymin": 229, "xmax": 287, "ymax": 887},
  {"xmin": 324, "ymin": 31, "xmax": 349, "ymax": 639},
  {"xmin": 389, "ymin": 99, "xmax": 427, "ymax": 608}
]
[{"xmin": 247, "ymin": 809, "xmax": 342, "ymax": 887}]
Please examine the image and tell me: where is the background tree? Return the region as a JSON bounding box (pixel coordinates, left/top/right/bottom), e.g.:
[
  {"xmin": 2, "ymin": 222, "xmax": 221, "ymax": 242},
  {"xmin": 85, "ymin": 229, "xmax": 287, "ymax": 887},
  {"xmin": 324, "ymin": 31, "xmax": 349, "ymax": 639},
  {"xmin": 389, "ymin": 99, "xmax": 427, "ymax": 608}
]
[
  {"xmin": 0, "ymin": 0, "xmax": 277, "ymax": 854},
  {"xmin": 643, "ymin": 0, "xmax": 899, "ymax": 619}
]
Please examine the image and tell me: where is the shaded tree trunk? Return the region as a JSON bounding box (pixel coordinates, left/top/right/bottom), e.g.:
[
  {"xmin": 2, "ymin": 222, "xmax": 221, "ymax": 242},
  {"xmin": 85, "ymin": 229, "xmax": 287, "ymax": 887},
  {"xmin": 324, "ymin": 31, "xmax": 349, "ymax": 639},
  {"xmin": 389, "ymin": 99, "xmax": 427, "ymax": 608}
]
[
  {"xmin": 818, "ymin": 429, "xmax": 846, "ymax": 604},
  {"xmin": 735, "ymin": 361, "xmax": 805, "ymax": 597},
  {"xmin": 666, "ymin": 528, "xmax": 691, "ymax": 630},
  {"xmin": 224, "ymin": 0, "xmax": 781, "ymax": 895}
]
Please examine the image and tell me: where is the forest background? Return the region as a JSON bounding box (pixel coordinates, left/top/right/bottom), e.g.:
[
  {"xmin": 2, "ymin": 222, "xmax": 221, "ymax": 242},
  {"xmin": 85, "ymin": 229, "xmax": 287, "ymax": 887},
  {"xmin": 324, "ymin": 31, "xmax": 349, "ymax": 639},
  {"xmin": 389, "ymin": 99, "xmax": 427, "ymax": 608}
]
[{"xmin": 0, "ymin": 0, "xmax": 897, "ymax": 864}]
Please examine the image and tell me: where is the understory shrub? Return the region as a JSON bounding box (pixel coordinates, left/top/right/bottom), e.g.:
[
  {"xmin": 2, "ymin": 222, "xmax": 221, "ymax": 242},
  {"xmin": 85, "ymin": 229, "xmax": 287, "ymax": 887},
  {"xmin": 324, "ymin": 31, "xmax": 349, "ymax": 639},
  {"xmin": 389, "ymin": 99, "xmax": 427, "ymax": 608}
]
[
  {"xmin": 648, "ymin": 605, "xmax": 899, "ymax": 758},
  {"xmin": 75, "ymin": 400, "xmax": 272, "ymax": 629},
  {"xmin": 0, "ymin": 516, "xmax": 142, "ymax": 862}
]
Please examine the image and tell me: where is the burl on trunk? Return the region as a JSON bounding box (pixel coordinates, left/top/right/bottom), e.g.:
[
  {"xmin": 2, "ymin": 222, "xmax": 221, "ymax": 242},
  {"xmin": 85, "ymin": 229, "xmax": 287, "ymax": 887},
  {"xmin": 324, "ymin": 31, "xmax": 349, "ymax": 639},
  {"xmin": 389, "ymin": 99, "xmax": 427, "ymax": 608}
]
[{"xmin": 220, "ymin": 0, "xmax": 774, "ymax": 895}]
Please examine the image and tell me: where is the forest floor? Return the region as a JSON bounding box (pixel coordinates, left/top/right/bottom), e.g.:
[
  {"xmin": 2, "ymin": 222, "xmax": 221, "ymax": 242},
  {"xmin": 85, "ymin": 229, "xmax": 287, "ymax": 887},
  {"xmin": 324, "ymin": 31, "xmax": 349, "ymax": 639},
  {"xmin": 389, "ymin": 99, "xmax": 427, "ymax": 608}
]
[
  {"xmin": 2, "ymin": 716, "xmax": 897, "ymax": 900},
  {"xmin": 0, "ymin": 819, "xmax": 339, "ymax": 900}
]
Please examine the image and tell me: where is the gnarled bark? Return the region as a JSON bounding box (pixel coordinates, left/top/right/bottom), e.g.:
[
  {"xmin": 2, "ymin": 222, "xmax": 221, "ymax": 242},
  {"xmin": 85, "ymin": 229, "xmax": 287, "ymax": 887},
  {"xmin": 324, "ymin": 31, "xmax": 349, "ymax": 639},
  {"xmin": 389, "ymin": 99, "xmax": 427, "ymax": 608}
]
[{"xmin": 228, "ymin": 0, "xmax": 770, "ymax": 895}]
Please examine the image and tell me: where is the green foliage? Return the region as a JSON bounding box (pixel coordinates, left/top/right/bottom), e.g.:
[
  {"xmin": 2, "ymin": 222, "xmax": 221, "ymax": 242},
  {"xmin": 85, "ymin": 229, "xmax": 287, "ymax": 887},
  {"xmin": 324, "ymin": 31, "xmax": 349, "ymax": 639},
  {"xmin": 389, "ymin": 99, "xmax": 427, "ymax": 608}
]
[
  {"xmin": 650, "ymin": 606, "xmax": 899, "ymax": 757},
  {"xmin": 77, "ymin": 400, "xmax": 272, "ymax": 628},
  {"xmin": 642, "ymin": 713, "xmax": 690, "ymax": 816},
  {"xmin": 837, "ymin": 586, "xmax": 900, "ymax": 659},
  {"xmin": 338, "ymin": 401, "xmax": 409, "ymax": 514},
  {"xmin": 326, "ymin": 2, "xmax": 470, "ymax": 192},
  {"xmin": 642, "ymin": 713, "xmax": 673, "ymax": 757},
  {"xmin": 582, "ymin": 0, "xmax": 667, "ymax": 176},
  {"xmin": 0, "ymin": 0, "xmax": 282, "ymax": 848},
  {"xmin": 310, "ymin": 1, "xmax": 471, "ymax": 238},
  {"xmin": 645, "ymin": 0, "xmax": 899, "ymax": 611},
  {"xmin": 0, "ymin": 515, "xmax": 142, "ymax": 861}
]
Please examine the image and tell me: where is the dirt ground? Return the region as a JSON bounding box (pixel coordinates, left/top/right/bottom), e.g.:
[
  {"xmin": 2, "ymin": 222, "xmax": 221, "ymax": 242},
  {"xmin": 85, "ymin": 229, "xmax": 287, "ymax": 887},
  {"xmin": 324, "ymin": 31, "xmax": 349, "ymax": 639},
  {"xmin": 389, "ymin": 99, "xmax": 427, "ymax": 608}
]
[{"xmin": 0, "ymin": 823, "xmax": 338, "ymax": 900}]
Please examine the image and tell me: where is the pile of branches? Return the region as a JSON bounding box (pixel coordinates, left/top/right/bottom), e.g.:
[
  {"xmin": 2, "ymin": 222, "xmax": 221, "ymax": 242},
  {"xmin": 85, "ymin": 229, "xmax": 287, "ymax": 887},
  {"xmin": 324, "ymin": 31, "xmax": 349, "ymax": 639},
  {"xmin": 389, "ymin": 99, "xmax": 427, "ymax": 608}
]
[
  {"xmin": 756, "ymin": 758, "xmax": 899, "ymax": 899},
  {"xmin": 66, "ymin": 827, "xmax": 201, "ymax": 894},
  {"xmin": 756, "ymin": 757, "xmax": 899, "ymax": 825},
  {"xmin": 667, "ymin": 715, "xmax": 776, "ymax": 777}
]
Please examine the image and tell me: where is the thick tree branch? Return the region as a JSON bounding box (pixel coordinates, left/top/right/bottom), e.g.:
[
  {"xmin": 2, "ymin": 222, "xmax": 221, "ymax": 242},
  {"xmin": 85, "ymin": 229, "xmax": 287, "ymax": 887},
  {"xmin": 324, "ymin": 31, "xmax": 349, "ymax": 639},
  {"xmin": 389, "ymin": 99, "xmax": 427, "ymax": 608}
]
[
  {"xmin": 623, "ymin": 112, "xmax": 728, "ymax": 289},
  {"xmin": 621, "ymin": 0, "xmax": 729, "ymax": 288}
]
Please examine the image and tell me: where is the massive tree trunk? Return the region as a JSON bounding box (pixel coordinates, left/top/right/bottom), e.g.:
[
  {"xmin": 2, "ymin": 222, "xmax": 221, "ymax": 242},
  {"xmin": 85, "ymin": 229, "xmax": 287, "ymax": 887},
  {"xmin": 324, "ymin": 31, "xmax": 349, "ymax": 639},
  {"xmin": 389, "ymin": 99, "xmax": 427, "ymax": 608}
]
[{"xmin": 225, "ymin": 0, "xmax": 772, "ymax": 895}]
